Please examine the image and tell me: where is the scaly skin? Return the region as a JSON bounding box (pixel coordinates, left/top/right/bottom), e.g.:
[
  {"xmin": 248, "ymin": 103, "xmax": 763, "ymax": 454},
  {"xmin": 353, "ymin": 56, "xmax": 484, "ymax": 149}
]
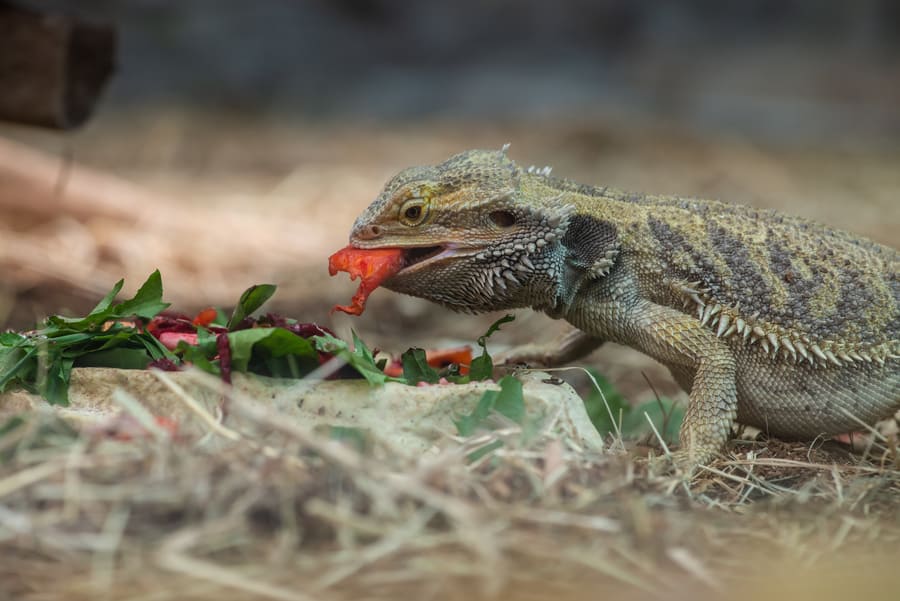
[{"xmin": 346, "ymin": 148, "xmax": 900, "ymax": 468}]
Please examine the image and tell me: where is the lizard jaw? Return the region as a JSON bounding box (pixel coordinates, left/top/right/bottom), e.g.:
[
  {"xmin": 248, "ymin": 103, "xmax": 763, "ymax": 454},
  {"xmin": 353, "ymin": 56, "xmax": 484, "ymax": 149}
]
[
  {"xmin": 402, "ymin": 244, "xmax": 447, "ymax": 266},
  {"xmin": 399, "ymin": 243, "xmax": 473, "ymax": 273}
]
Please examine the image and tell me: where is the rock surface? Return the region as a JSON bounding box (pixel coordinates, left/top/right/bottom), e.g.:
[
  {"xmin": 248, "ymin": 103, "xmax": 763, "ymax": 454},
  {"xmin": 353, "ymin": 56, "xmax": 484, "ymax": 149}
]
[{"xmin": 0, "ymin": 367, "xmax": 604, "ymax": 454}]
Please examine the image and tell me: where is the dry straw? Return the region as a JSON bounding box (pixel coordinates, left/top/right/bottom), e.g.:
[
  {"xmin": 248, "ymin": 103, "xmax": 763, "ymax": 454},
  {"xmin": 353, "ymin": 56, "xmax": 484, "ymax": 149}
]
[{"xmin": 0, "ymin": 366, "xmax": 897, "ymax": 601}]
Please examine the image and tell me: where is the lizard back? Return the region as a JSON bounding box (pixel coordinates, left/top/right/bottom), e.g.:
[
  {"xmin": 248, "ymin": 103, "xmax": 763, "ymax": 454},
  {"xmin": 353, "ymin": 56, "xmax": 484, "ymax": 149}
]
[{"xmin": 543, "ymin": 177, "xmax": 899, "ymax": 364}]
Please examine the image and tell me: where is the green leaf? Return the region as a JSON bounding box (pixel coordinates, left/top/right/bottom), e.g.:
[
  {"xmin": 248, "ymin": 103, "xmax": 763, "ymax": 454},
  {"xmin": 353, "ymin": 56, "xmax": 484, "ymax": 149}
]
[
  {"xmin": 45, "ymin": 332, "xmax": 94, "ymax": 346},
  {"xmin": 227, "ymin": 284, "xmax": 277, "ymax": 329},
  {"xmin": 74, "ymin": 348, "xmax": 153, "ymax": 370},
  {"xmin": 468, "ymin": 314, "xmax": 515, "ymax": 381},
  {"xmin": 196, "ymin": 325, "xmax": 218, "ymax": 350},
  {"xmin": 582, "ymin": 368, "xmax": 630, "ymax": 436},
  {"xmin": 0, "ymin": 272, "xmax": 175, "ymax": 405},
  {"xmin": 492, "ymin": 375, "xmax": 525, "ymax": 422},
  {"xmin": 0, "ymin": 346, "xmax": 36, "ymax": 392},
  {"xmin": 322, "ymin": 425, "xmax": 372, "ymax": 453},
  {"xmin": 312, "ymin": 331, "xmax": 404, "ymax": 385},
  {"xmin": 353, "ymin": 330, "xmax": 400, "ymax": 384},
  {"xmin": 467, "ymin": 352, "xmax": 493, "ymax": 382},
  {"xmin": 0, "ymin": 332, "xmax": 26, "ymax": 346},
  {"xmin": 477, "ymin": 314, "xmax": 516, "ymax": 346},
  {"xmin": 454, "ymin": 389, "xmax": 495, "ymax": 437},
  {"xmin": 580, "ymin": 368, "xmax": 683, "ymax": 443},
  {"xmin": 621, "ymin": 398, "xmax": 684, "ymax": 444},
  {"xmin": 454, "ymin": 375, "xmax": 525, "ymax": 436},
  {"xmin": 213, "ymin": 309, "xmax": 230, "ymax": 327},
  {"xmin": 37, "ymin": 356, "xmax": 74, "ymax": 406},
  {"xmin": 400, "ymin": 348, "xmax": 440, "ymax": 384},
  {"xmin": 46, "ymin": 271, "xmax": 169, "ymax": 330},
  {"xmin": 114, "ymin": 270, "xmax": 170, "ymax": 320},
  {"xmin": 136, "ymin": 332, "xmax": 178, "ymax": 361},
  {"xmin": 226, "ymin": 328, "xmax": 317, "ymax": 373},
  {"xmin": 176, "ymin": 327, "xmax": 220, "ymax": 374},
  {"xmin": 87, "ymin": 278, "xmax": 125, "ymax": 316},
  {"xmin": 177, "ymin": 343, "xmax": 219, "ymax": 375}
]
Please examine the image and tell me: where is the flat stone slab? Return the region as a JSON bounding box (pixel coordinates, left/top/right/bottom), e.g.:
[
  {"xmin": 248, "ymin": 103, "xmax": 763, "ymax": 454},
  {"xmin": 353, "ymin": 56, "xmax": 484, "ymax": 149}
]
[{"xmin": 0, "ymin": 368, "xmax": 604, "ymax": 454}]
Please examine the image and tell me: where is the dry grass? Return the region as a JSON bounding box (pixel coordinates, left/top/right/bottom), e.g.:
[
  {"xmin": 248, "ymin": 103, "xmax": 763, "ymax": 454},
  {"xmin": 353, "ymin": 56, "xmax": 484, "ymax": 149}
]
[
  {"xmin": 0, "ymin": 118, "xmax": 898, "ymax": 600},
  {"xmin": 0, "ymin": 377, "xmax": 898, "ymax": 601}
]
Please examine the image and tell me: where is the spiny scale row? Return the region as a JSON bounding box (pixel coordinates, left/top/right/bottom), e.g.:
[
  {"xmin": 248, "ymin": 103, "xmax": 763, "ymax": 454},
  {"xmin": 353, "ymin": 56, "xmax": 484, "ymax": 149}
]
[
  {"xmin": 590, "ymin": 249, "xmax": 619, "ymax": 279},
  {"xmin": 675, "ymin": 280, "xmax": 897, "ymax": 368},
  {"xmin": 472, "ymin": 254, "xmax": 543, "ymax": 296},
  {"xmin": 472, "ymin": 211, "xmax": 570, "ymax": 297},
  {"xmin": 525, "ymin": 164, "xmax": 554, "ymax": 177}
]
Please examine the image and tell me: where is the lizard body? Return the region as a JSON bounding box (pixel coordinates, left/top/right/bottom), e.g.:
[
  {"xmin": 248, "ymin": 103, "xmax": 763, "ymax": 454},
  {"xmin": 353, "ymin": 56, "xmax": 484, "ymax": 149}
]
[{"xmin": 346, "ymin": 148, "xmax": 900, "ymax": 467}]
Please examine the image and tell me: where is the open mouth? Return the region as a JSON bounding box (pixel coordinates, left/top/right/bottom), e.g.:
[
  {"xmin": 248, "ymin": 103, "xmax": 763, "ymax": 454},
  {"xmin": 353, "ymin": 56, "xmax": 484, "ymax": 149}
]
[
  {"xmin": 395, "ymin": 244, "xmax": 468, "ymax": 273},
  {"xmin": 403, "ymin": 246, "xmax": 444, "ymax": 266}
]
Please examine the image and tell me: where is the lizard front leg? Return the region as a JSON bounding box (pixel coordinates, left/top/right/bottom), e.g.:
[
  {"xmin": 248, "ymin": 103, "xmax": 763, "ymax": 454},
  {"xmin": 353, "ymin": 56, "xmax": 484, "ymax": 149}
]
[
  {"xmin": 497, "ymin": 327, "xmax": 604, "ymax": 367},
  {"xmin": 626, "ymin": 301, "xmax": 738, "ymax": 469}
]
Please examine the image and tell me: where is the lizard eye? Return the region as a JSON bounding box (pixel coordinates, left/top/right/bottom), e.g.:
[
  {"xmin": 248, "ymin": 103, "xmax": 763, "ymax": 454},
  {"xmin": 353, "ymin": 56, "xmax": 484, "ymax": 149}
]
[
  {"xmin": 489, "ymin": 210, "xmax": 516, "ymax": 228},
  {"xmin": 399, "ymin": 198, "xmax": 429, "ymax": 226}
]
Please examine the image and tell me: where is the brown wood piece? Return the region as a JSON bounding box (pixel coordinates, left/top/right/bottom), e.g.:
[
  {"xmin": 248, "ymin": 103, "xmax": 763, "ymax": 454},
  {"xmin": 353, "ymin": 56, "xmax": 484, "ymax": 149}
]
[{"xmin": 0, "ymin": 2, "xmax": 116, "ymax": 129}]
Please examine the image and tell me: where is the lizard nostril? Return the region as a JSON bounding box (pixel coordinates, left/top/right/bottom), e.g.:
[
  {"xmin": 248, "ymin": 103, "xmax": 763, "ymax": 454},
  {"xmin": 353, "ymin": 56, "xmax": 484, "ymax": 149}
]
[{"xmin": 355, "ymin": 224, "xmax": 383, "ymax": 240}]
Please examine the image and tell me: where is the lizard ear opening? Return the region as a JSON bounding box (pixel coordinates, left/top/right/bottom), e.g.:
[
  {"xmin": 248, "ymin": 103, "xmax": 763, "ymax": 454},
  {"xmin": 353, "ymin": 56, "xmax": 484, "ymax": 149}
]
[
  {"xmin": 562, "ymin": 214, "xmax": 619, "ymax": 273},
  {"xmin": 489, "ymin": 210, "xmax": 516, "ymax": 228}
]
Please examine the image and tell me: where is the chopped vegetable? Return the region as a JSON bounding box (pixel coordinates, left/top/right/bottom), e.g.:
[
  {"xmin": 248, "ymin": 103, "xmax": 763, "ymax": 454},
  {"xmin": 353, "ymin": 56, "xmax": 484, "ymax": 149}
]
[
  {"xmin": 424, "ymin": 347, "xmax": 472, "ymax": 374},
  {"xmin": 192, "ymin": 307, "xmax": 218, "ymax": 327},
  {"xmin": 0, "ymin": 269, "xmax": 513, "ymax": 407},
  {"xmin": 383, "ymin": 346, "xmax": 472, "ymax": 378},
  {"xmin": 0, "ymin": 270, "xmax": 175, "ymax": 405},
  {"xmin": 328, "ymin": 245, "xmax": 405, "ymax": 315},
  {"xmin": 313, "ymin": 331, "xmax": 403, "ymax": 385},
  {"xmin": 158, "ymin": 331, "xmax": 199, "ymax": 350}
]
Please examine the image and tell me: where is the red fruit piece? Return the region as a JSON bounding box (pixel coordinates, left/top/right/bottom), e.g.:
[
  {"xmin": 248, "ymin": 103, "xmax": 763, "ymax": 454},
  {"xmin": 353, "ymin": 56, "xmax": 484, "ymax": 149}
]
[
  {"xmin": 382, "ymin": 346, "xmax": 473, "ymax": 378},
  {"xmin": 425, "ymin": 347, "xmax": 472, "ymax": 375},
  {"xmin": 192, "ymin": 307, "xmax": 218, "ymax": 327},
  {"xmin": 328, "ymin": 245, "xmax": 405, "ymax": 316},
  {"xmin": 158, "ymin": 331, "xmax": 199, "ymax": 350}
]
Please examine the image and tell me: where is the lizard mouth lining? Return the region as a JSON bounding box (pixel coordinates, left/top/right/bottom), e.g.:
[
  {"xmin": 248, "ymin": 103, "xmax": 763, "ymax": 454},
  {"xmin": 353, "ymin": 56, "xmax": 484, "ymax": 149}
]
[
  {"xmin": 403, "ymin": 245, "xmax": 444, "ymax": 265},
  {"xmin": 398, "ymin": 244, "xmax": 469, "ymax": 273}
]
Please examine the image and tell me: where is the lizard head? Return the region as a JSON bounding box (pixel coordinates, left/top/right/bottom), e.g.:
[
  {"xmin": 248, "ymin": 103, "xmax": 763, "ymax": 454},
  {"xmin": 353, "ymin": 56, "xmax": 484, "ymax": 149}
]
[{"xmin": 347, "ymin": 148, "xmax": 573, "ymax": 312}]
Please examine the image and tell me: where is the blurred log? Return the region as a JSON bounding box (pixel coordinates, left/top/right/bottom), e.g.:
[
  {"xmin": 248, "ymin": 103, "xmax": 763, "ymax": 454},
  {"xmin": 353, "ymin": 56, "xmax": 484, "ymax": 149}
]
[
  {"xmin": 0, "ymin": 135, "xmax": 334, "ymax": 321},
  {"xmin": 0, "ymin": 2, "xmax": 116, "ymax": 129}
]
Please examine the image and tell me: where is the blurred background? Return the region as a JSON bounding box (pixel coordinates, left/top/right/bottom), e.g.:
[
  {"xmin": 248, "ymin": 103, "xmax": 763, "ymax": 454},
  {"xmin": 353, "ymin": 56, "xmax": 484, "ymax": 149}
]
[{"xmin": 1, "ymin": 0, "xmax": 898, "ymax": 402}]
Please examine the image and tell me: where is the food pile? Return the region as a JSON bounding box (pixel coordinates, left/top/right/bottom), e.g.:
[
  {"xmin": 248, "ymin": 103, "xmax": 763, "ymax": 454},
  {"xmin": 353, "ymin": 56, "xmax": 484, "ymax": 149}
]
[{"xmin": 0, "ymin": 264, "xmax": 509, "ymax": 407}]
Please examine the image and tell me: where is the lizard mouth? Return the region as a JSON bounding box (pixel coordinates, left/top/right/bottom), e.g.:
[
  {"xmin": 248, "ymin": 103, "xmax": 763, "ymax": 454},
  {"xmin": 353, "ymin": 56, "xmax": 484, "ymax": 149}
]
[
  {"xmin": 403, "ymin": 245, "xmax": 445, "ymax": 266},
  {"xmin": 398, "ymin": 245, "xmax": 461, "ymax": 274}
]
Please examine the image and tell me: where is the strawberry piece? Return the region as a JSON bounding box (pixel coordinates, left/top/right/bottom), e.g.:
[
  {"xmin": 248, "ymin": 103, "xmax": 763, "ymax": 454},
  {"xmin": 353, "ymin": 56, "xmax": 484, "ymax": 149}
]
[{"xmin": 328, "ymin": 246, "xmax": 405, "ymax": 315}]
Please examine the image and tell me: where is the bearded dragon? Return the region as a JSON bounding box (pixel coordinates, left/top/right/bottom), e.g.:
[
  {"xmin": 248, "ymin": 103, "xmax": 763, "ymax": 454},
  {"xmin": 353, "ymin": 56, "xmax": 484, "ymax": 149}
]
[{"xmin": 343, "ymin": 147, "xmax": 900, "ymax": 469}]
